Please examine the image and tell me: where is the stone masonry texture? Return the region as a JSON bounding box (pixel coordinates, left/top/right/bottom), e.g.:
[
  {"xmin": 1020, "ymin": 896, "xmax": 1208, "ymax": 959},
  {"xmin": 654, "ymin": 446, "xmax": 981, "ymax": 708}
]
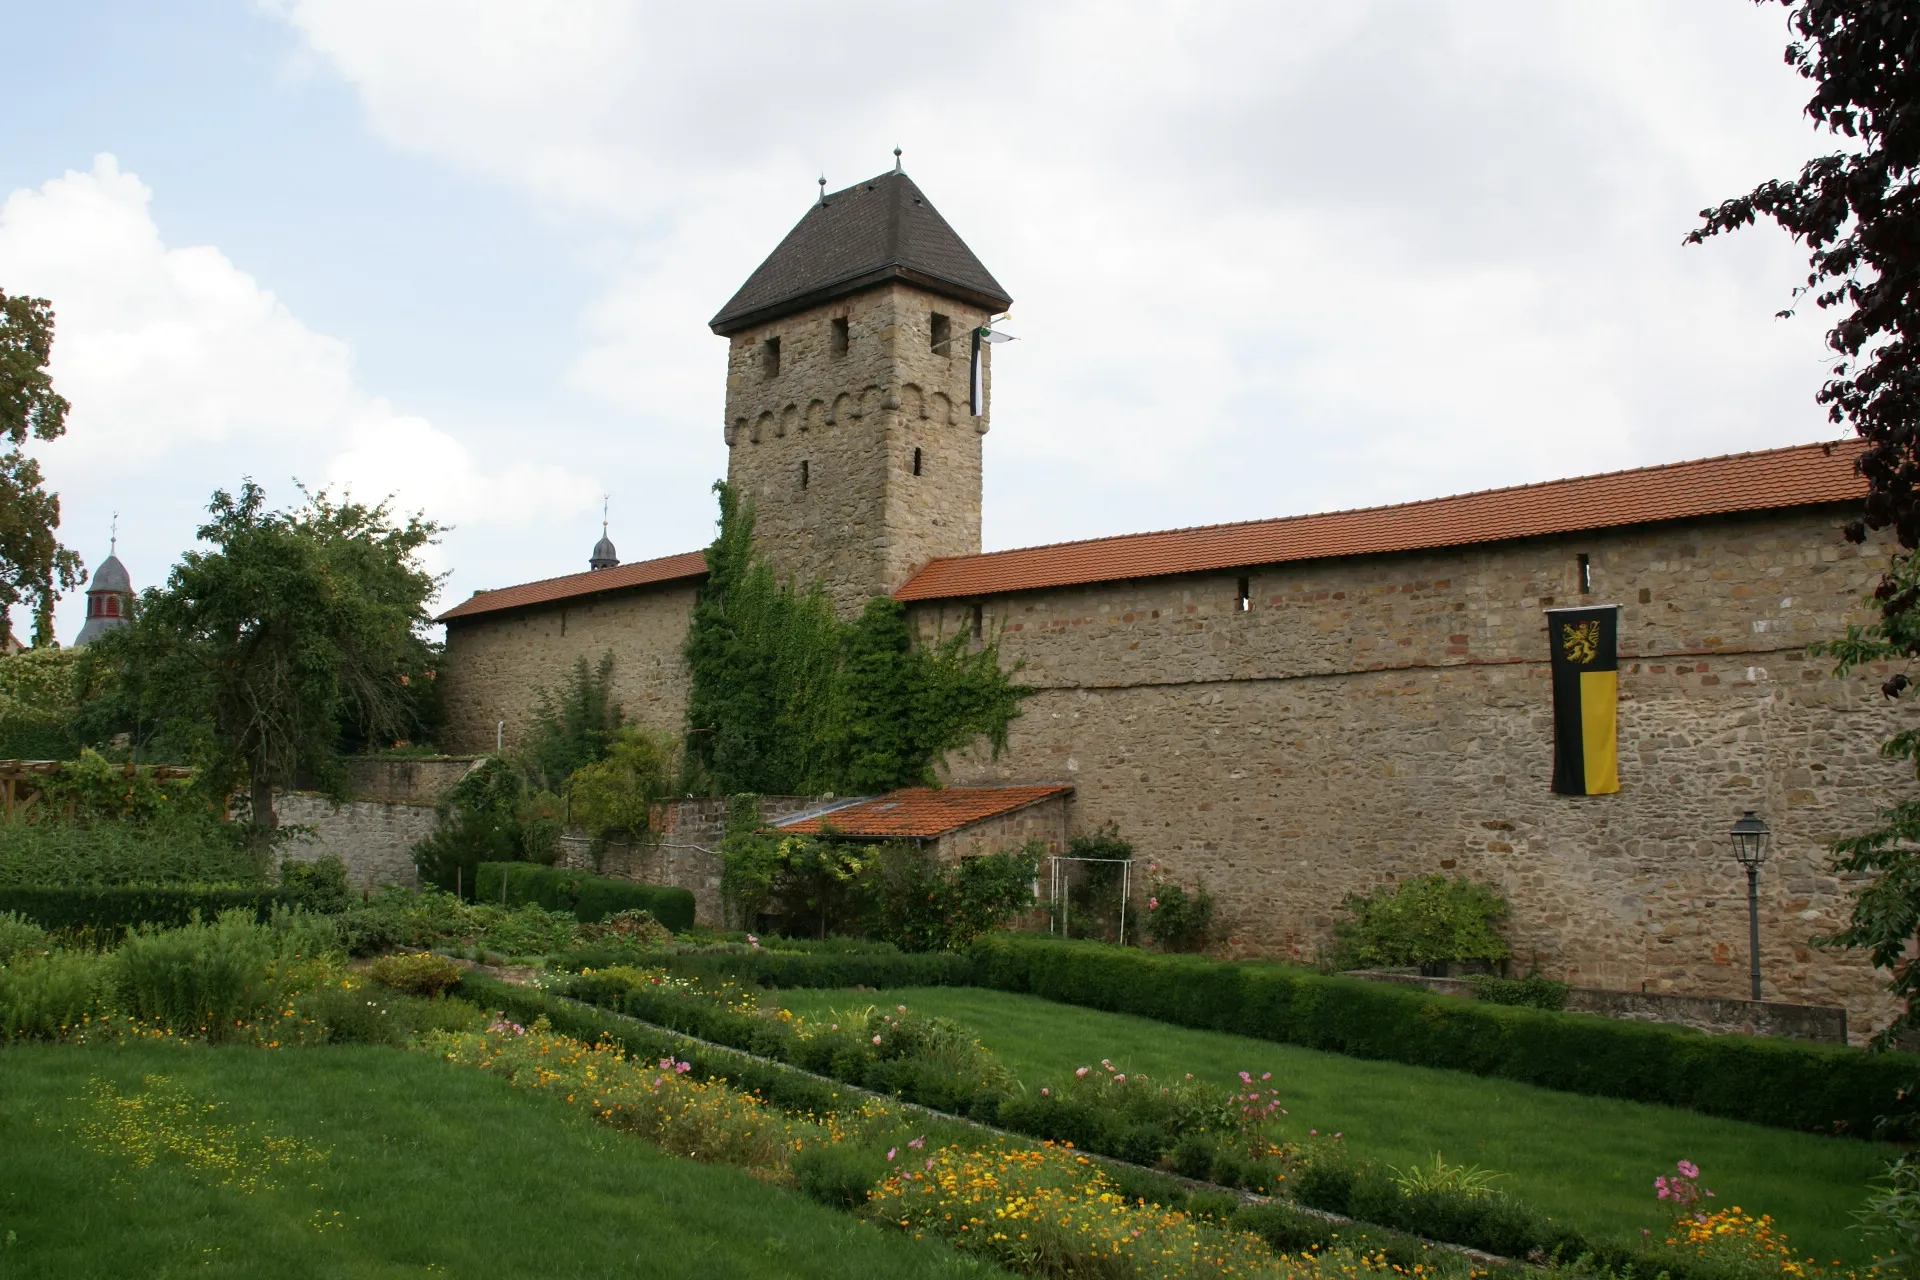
[
  {"xmin": 439, "ymin": 581, "xmax": 698, "ymax": 754},
  {"xmin": 277, "ymin": 793, "xmax": 436, "ymax": 892},
  {"xmin": 923, "ymin": 505, "xmax": 1909, "ymax": 1040},
  {"xmin": 724, "ymin": 281, "xmax": 990, "ymax": 614}
]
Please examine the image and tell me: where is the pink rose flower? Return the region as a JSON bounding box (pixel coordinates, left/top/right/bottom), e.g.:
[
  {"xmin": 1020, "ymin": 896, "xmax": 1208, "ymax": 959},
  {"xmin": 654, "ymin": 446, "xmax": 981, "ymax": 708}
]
[{"xmin": 1677, "ymin": 1160, "xmax": 1700, "ymax": 1179}]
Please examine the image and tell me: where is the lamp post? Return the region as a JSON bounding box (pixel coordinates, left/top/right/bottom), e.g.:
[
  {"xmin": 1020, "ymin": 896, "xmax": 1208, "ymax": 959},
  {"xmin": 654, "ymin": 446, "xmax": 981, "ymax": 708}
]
[{"xmin": 1729, "ymin": 811, "xmax": 1771, "ymax": 1002}]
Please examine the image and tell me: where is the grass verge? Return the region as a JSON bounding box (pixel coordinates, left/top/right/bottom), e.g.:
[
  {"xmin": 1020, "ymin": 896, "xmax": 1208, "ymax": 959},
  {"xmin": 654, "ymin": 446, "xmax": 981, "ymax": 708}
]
[
  {"xmin": 772, "ymin": 984, "xmax": 1891, "ymax": 1267},
  {"xmin": 0, "ymin": 1043, "xmax": 1000, "ymax": 1280}
]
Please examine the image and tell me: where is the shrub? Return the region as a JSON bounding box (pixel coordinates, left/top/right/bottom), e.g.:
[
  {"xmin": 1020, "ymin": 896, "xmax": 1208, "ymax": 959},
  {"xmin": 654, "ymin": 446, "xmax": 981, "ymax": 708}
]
[
  {"xmin": 0, "ymin": 815, "xmax": 259, "ymax": 889},
  {"xmin": 413, "ymin": 757, "xmax": 562, "ymax": 896},
  {"xmin": 0, "ymin": 885, "xmax": 292, "ymax": 933},
  {"xmin": 1471, "ymin": 974, "xmax": 1569, "ymax": 1011},
  {"xmin": 111, "ymin": 911, "xmax": 279, "ymax": 1039},
  {"xmin": 970, "ymin": 934, "xmax": 1918, "ymax": 1136},
  {"xmin": 1332, "ymin": 874, "xmax": 1510, "ymax": 970},
  {"xmin": 0, "ymin": 950, "xmax": 112, "ymax": 1038},
  {"xmin": 334, "ymin": 904, "xmax": 408, "ymax": 957},
  {"xmin": 279, "ymin": 855, "xmax": 352, "ymax": 914},
  {"xmin": 367, "ymin": 951, "xmax": 464, "ymax": 998},
  {"xmin": 0, "ymin": 910, "xmax": 48, "ymax": 961},
  {"xmin": 299, "ymin": 981, "xmax": 482, "ymax": 1045},
  {"xmin": 1143, "ymin": 877, "xmax": 1215, "ymax": 952},
  {"xmin": 563, "ymin": 726, "xmax": 677, "ymax": 842},
  {"xmin": 652, "ymin": 947, "xmax": 975, "ymax": 990},
  {"xmin": 793, "ymin": 1143, "xmax": 889, "ymax": 1210},
  {"xmin": 475, "ymin": 862, "xmax": 695, "ymax": 932},
  {"xmin": 861, "ymin": 842, "xmax": 1039, "ymax": 953}
]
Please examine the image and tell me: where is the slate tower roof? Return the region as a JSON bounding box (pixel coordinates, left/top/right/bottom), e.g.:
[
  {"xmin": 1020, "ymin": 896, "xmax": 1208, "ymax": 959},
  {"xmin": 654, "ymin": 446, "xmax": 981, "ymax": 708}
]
[
  {"xmin": 75, "ymin": 552, "xmax": 135, "ymax": 647},
  {"xmin": 710, "ymin": 170, "xmax": 1012, "ymax": 335}
]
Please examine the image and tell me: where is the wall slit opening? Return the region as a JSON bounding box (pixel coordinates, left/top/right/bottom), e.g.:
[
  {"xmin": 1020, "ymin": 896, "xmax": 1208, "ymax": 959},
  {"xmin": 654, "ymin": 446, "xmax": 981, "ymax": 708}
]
[
  {"xmin": 1578, "ymin": 553, "xmax": 1592, "ymax": 594},
  {"xmin": 1236, "ymin": 576, "xmax": 1252, "ymax": 612},
  {"xmin": 912, "ymin": 447, "xmax": 923, "ymax": 476},
  {"xmin": 800, "ymin": 459, "xmax": 809, "ymax": 490},
  {"xmin": 830, "ymin": 316, "xmax": 849, "ymax": 357}
]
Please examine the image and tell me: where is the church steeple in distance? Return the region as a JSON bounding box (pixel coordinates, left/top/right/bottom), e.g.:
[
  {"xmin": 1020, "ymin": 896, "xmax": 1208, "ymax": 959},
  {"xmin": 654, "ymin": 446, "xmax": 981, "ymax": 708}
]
[
  {"xmin": 589, "ymin": 497, "xmax": 618, "ymax": 571},
  {"xmin": 75, "ymin": 515, "xmax": 135, "ymax": 646}
]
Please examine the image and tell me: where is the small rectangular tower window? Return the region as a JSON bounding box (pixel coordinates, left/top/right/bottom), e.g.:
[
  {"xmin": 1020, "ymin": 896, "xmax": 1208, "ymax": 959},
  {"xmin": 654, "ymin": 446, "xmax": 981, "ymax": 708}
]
[
  {"xmin": 830, "ymin": 316, "xmax": 849, "ymax": 357},
  {"xmin": 800, "ymin": 459, "xmax": 809, "ymax": 490},
  {"xmin": 1577, "ymin": 553, "xmax": 1592, "ymax": 594},
  {"xmin": 762, "ymin": 336, "xmax": 781, "ymax": 379},
  {"xmin": 912, "ymin": 447, "xmax": 923, "ymax": 476},
  {"xmin": 930, "ymin": 312, "xmax": 951, "ymax": 355},
  {"xmin": 971, "ymin": 604, "xmax": 984, "ymax": 639},
  {"xmin": 1236, "ymin": 577, "xmax": 1252, "ymax": 612}
]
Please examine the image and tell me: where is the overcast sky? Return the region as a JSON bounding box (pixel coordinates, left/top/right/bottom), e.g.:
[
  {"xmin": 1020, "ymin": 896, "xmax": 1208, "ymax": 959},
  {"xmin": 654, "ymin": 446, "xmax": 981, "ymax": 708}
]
[{"xmin": 6, "ymin": 1, "xmax": 1845, "ymax": 644}]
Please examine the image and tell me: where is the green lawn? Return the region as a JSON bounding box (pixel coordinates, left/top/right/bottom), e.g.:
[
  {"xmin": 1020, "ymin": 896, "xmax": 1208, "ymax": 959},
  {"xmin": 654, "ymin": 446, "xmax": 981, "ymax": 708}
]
[
  {"xmin": 0, "ymin": 1043, "xmax": 999, "ymax": 1280},
  {"xmin": 774, "ymin": 985, "xmax": 1891, "ymax": 1266}
]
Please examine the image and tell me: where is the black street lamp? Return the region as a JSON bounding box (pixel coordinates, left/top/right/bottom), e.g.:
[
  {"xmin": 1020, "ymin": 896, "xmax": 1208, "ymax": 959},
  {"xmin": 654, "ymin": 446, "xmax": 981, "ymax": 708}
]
[{"xmin": 1729, "ymin": 810, "xmax": 1771, "ymax": 1002}]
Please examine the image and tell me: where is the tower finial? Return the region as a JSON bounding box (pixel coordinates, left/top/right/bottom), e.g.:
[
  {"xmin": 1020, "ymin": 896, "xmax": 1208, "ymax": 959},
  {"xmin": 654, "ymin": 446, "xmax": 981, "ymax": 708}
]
[
  {"xmin": 110, "ymin": 511, "xmax": 118, "ymax": 556},
  {"xmin": 893, "ymin": 147, "xmax": 903, "ymax": 174},
  {"xmin": 817, "ymin": 175, "xmax": 826, "ymax": 205},
  {"xmin": 602, "ymin": 494, "xmax": 610, "ymax": 534}
]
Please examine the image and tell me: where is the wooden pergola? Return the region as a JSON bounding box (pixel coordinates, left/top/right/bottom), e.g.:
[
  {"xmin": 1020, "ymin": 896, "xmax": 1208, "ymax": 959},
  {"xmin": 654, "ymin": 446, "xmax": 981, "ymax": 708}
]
[{"xmin": 0, "ymin": 759, "xmax": 195, "ymax": 818}]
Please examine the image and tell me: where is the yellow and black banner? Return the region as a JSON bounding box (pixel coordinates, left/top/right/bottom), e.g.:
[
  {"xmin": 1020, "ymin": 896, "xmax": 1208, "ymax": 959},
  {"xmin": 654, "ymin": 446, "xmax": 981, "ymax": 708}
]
[{"xmin": 1547, "ymin": 605, "xmax": 1620, "ymax": 796}]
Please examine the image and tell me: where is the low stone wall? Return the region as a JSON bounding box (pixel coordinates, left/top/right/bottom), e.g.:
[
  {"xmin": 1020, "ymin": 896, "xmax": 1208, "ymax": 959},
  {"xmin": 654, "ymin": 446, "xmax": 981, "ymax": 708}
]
[
  {"xmin": 557, "ymin": 796, "xmax": 834, "ymax": 927},
  {"xmin": 1353, "ymin": 970, "xmax": 1850, "ymax": 1044},
  {"xmin": 277, "ymin": 792, "xmax": 436, "ymax": 891},
  {"xmin": 340, "ymin": 757, "xmax": 481, "ymax": 805}
]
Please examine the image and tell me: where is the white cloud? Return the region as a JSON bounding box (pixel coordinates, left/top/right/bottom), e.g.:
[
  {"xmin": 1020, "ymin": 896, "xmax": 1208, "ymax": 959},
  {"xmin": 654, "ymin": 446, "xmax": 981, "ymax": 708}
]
[
  {"xmin": 0, "ymin": 154, "xmax": 597, "ymax": 640},
  {"xmin": 261, "ymin": 0, "xmax": 1847, "ymax": 552}
]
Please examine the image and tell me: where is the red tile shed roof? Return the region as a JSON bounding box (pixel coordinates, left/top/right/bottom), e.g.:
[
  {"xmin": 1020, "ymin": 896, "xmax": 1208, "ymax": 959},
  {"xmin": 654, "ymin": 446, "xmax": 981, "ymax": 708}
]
[
  {"xmin": 894, "ymin": 440, "xmax": 1867, "ymax": 602},
  {"xmin": 436, "ymin": 550, "xmax": 708, "ymax": 623},
  {"xmin": 775, "ymin": 785, "xmax": 1073, "ymax": 839}
]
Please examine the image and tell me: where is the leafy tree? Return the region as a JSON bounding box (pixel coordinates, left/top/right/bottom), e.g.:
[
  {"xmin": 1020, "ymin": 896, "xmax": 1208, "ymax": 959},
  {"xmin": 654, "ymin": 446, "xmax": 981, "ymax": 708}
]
[
  {"xmin": 1688, "ymin": 1, "xmax": 1918, "ymax": 570},
  {"xmin": 683, "ymin": 483, "xmax": 1029, "ymax": 795},
  {"xmin": 564, "ymin": 725, "xmax": 679, "ymax": 842},
  {"xmin": 93, "ymin": 481, "xmax": 442, "ymax": 840},
  {"xmin": 0, "ymin": 290, "xmax": 84, "ymax": 645}
]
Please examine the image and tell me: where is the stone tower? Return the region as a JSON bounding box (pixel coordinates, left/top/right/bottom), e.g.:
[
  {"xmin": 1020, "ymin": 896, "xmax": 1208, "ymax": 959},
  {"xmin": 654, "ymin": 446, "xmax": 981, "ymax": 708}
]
[{"xmin": 710, "ymin": 165, "xmax": 1012, "ymax": 613}]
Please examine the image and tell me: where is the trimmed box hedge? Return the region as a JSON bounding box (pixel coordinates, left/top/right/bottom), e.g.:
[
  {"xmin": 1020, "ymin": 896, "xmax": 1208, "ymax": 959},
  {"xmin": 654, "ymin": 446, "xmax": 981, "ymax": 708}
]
[
  {"xmin": 453, "ymin": 969, "xmax": 855, "ymax": 1116},
  {"xmin": 473, "ymin": 863, "xmax": 695, "ymax": 932},
  {"xmin": 970, "ymin": 934, "xmax": 1917, "ymax": 1137},
  {"xmin": 0, "ymin": 886, "xmax": 293, "ymax": 933},
  {"xmin": 657, "ymin": 948, "xmax": 976, "ymax": 991}
]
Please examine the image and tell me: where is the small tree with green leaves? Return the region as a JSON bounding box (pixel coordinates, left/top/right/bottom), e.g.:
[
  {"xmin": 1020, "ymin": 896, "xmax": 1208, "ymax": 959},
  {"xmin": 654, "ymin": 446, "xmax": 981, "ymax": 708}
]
[
  {"xmin": 91, "ymin": 481, "xmax": 442, "ymax": 842},
  {"xmin": 564, "ymin": 725, "xmax": 679, "ymax": 844}
]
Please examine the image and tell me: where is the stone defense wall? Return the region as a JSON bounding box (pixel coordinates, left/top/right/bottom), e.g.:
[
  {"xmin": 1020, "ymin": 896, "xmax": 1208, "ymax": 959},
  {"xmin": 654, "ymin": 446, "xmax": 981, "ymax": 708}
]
[
  {"xmin": 922, "ymin": 506, "xmax": 1910, "ymax": 1042},
  {"xmin": 724, "ymin": 281, "xmax": 991, "ymax": 613},
  {"xmin": 437, "ymin": 581, "xmax": 699, "ymax": 755},
  {"xmin": 1356, "ymin": 971, "xmax": 1849, "ymax": 1043},
  {"xmin": 933, "ymin": 794, "xmax": 1072, "ymax": 861},
  {"xmin": 277, "ymin": 793, "xmax": 436, "ymax": 891}
]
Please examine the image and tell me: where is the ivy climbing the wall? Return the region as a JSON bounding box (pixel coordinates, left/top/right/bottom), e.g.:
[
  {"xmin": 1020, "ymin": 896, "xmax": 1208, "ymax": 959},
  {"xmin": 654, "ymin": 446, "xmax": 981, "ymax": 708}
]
[{"xmin": 683, "ymin": 483, "xmax": 1029, "ymax": 795}]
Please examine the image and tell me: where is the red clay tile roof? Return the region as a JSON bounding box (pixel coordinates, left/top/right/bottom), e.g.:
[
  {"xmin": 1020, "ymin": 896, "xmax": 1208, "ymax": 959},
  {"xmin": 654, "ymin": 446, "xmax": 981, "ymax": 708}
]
[
  {"xmin": 894, "ymin": 440, "xmax": 1867, "ymax": 602},
  {"xmin": 775, "ymin": 785, "xmax": 1073, "ymax": 839},
  {"xmin": 436, "ymin": 550, "xmax": 708, "ymax": 623}
]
